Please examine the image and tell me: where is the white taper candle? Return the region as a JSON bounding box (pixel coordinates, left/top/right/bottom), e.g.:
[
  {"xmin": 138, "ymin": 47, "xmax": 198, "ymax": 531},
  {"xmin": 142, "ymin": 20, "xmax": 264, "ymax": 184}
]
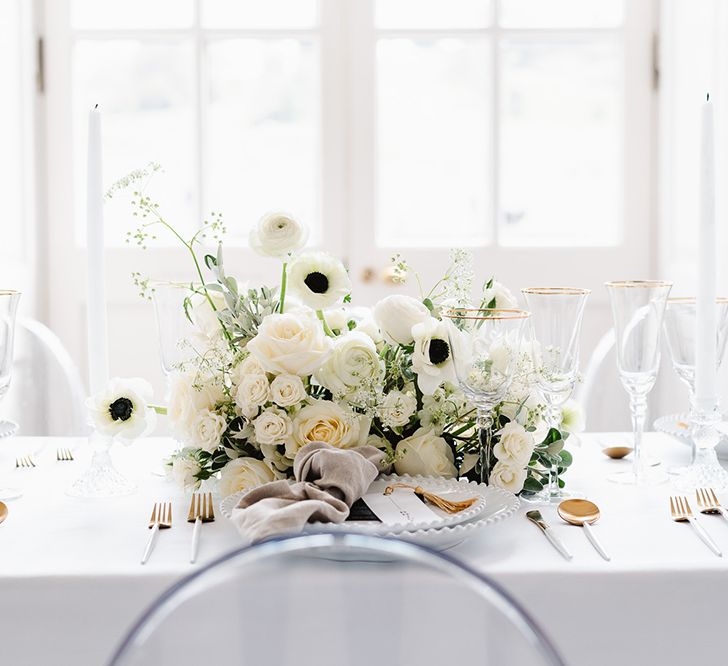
[
  {"xmin": 695, "ymin": 93, "xmax": 717, "ymax": 409},
  {"xmin": 86, "ymin": 104, "xmax": 109, "ymax": 396}
]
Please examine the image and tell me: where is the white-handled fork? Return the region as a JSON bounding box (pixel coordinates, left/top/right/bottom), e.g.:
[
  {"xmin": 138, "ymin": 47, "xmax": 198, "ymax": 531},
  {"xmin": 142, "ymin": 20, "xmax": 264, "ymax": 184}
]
[
  {"xmin": 188, "ymin": 492, "xmax": 215, "ymax": 564},
  {"xmin": 141, "ymin": 502, "xmax": 172, "ymax": 565}
]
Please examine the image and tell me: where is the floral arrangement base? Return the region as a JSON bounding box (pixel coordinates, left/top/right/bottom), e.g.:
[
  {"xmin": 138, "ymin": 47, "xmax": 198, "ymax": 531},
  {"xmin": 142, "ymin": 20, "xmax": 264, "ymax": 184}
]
[{"xmin": 66, "ymin": 435, "xmax": 137, "ymax": 499}]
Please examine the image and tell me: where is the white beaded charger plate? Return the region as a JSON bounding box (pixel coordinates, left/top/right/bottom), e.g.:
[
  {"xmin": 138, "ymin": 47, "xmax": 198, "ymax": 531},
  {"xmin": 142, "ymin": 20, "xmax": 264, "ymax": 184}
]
[
  {"xmin": 221, "ymin": 474, "xmax": 519, "ymax": 551},
  {"xmin": 654, "ymin": 412, "xmax": 728, "ymax": 460}
]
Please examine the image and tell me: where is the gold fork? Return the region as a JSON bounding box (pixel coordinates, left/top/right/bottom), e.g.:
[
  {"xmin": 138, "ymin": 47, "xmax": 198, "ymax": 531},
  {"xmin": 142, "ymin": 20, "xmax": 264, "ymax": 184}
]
[
  {"xmin": 141, "ymin": 502, "xmax": 173, "ymax": 565},
  {"xmin": 695, "ymin": 488, "xmax": 728, "ymax": 520},
  {"xmin": 56, "ymin": 448, "xmax": 74, "ymax": 462},
  {"xmin": 670, "ymin": 495, "xmax": 722, "ymax": 557},
  {"xmin": 188, "ymin": 492, "xmax": 215, "ymax": 564},
  {"xmin": 15, "ymin": 456, "xmax": 35, "ymax": 469}
]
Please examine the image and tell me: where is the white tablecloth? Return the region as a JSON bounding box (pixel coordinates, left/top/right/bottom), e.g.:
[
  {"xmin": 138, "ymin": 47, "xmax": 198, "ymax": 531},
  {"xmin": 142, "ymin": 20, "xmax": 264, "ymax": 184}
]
[{"xmin": 0, "ymin": 433, "xmax": 724, "ymax": 665}]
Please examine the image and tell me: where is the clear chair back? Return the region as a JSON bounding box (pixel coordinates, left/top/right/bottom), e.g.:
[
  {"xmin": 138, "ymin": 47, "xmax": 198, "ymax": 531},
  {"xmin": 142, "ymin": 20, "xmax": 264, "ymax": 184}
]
[{"xmin": 110, "ymin": 534, "xmax": 564, "ymax": 666}]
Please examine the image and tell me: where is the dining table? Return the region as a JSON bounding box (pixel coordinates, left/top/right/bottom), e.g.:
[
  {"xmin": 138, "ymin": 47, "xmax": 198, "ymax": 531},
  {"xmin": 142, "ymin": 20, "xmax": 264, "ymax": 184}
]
[{"xmin": 0, "ymin": 431, "xmax": 725, "ymax": 666}]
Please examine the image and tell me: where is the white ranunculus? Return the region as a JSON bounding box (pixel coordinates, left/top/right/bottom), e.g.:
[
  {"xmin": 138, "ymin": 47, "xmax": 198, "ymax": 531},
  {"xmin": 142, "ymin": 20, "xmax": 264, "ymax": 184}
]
[
  {"xmin": 287, "ymin": 251, "xmax": 351, "ymax": 310},
  {"xmin": 247, "ymin": 312, "xmax": 333, "ymax": 376},
  {"xmin": 169, "ymin": 448, "xmax": 201, "ymax": 489},
  {"xmin": 253, "ymin": 408, "xmax": 293, "ymax": 445},
  {"xmin": 490, "ymin": 461, "xmax": 527, "ymax": 493},
  {"xmin": 373, "ymin": 295, "xmax": 431, "ymax": 346},
  {"xmin": 167, "ymin": 370, "xmax": 225, "ymax": 443},
  {"xmin": 314, "ymin": 331, "xmax": 383, "ymax": 398},
  {"xmin": 493, "ymin": 421, "xmax": 535, "ymax": 466},
  {"xmin": 482, "ymin": 280, "xmax": 517, "ymax": 309},
  {"xmin": 378, "ymin": 390, "xmax": 417, "ymax": 429},
  {"xmin": 291, "ymin": 400, "xmax": 369, "ymax": 455},
  {"xmin": 236, "ymin": 373, "xmax": 271, "ymax": 409},
  {"xmin": 190, "ymin": 290, "xmax": 227, "ymax": 339},
  {"xmin": 219, "ymin": 457, "xmax": 276, "ymax": 498},
  {"xmin": 269, "ymin": 374, "xmax": 307, "ymax": 407},
  {"xmin": 560, "ymin": 399, "xmax": 586, "ymax": 434},
  {"xmin": 394, "ymin": 427, "xmax": 457, "ymax": 478},
  {"xmin": 190, "ymin": 409, "xmax": 227, "ymax": 453},
  {"xmin": 411, "ymin": 317, "xmax": 458, "ymax": 395},
  {"xmin": 86, "ymin": 377, "xmax": 155, "ymax": 441},
  {"xmin": 249, "ymin": 211, "xmax": 309, "ymax": 258}
]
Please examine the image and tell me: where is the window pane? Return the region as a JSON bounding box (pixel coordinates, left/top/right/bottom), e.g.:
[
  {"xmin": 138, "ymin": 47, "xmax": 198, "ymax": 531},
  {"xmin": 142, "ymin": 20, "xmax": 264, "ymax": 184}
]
[
  {"xmin": 376, "ymin": 0, "xmax": 492, "ymax": 29},
  {"xmin": 499, "ymin": 0, "xmax": 623, "ymax": 28},
  {"xmin": 73, "ymin": 41, "xmax": 196, "ymax": 245},
  {"xmin": 202, "ymin": 0, "xmax": 317, "ymax": 28},
  {"xmin": 71, "ymin": 0, "xmax": 194, "ymax": 29},
  {"xmin": 499, "ymin": 40, "xmax": 621, "ymax": 246},
  {"xmin": 377, "ymin": 38, "xmax": 491, "ymax": 247},
  {"xmin": 205, "ymin": 40, "xmax": 319, "ymax": 242}
]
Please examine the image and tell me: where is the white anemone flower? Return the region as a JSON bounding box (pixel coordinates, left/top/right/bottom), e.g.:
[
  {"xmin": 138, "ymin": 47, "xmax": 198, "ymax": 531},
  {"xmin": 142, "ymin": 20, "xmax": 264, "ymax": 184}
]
[
  {"xmin": 287, "ymin": 251, "xmax": 352, "ymax": 310},
  {"xmin": 411, "ymin": 317, "xmax": 458, "ymax": 395},
  {"xmin": 87, "ymin": 377, "xmax": 156, "ymax": 441}
]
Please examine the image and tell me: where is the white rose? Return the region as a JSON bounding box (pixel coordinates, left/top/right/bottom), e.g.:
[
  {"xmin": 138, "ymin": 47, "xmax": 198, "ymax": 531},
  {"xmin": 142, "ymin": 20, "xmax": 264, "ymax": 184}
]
[
  {"xmin": 411, "ymin": 317, "xmax": 458, "ymax": 395},
  {"xmin": 253, "ymin": 408, "xmax": 293, "ymax": 445},
  {"xmin": 287, "ymin": 251, "xmax": 352, "ymax": 310},
  {"xmin": 190, "ymin": 409, "xmax": 227, "ymax": 453},
  {"xmin": 373, "ymin": 295, "xmax": 431, "ymax": 345},
  {"xmin": 560, "ymin": 399, "xmax": 586, "ymax": 434},
  {"xmin": 482, "ymin": 280, "xmax": 517, "ymax": 309},
  {"xmin": 190, "ymin": 291, "xmax": 227, "ymax": 339},
  {"xmin": 378, "ymin": 390, "xmax": 417, "ymax": 429},
  {"xmin": 490, "ymin": 461, "xmax": 527, "ymax": 493},
  {"xmin": 394, "ymin": 427, "xmax": 457, "ymax": 478},
  {"xmin": 86, "ymin": 377, "xmax": 155, "ymax": 441},
  {"xmin": 249, "ymin": 211, "xmax": 309, "ymax": 258},
  {"xmin": 236, "ymin": 374, "xmax": 271, "ymax": 409},
  {"xmin": 314, "ymin": 331, "xmax": 383, "ymax": 397},
  {"xmin": 291, "ymin": 400, "xmax": 369, "ymax": 455},
  {"xmin": 269, "ymin": 374, "xmax": 307, "ymax": 407},
  {"xmin": 170, "ymin": 449, "xmax": 201, "ymax": 489},
  {"xmin": 167, "ymin": 370, "xmax": 225, "ymax": 443},
  {"xmin": 231, "ymin": 355, "xmax": 266, "ymax": 386},
  {"xmin": 247, "ymin": 312, "xmax": 333, "ymax": 376},
  {"xmin": 493, "ymin": 421, "xmax": 535, "ymax": 466},
  {"xmin": 219, "ymin": 457, "xmax": 276, "ymax": 497}
]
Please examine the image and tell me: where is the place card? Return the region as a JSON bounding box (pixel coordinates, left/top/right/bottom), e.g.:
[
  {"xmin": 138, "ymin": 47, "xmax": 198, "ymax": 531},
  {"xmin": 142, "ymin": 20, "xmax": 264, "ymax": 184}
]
[{"xmin": 361, "ymin": 488, "xmax": 439, "ymax": 525}]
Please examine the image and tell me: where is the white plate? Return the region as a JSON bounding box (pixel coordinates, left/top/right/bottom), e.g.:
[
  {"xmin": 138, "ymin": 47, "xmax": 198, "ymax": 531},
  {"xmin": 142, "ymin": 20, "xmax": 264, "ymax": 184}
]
[
  {"xmin": 654, "ymin": 412, "xmax": 728, "ymax": 460},
  {"xmin": 220, "ymin": 477, "xmax": 519, "ymax": 551},
  {"xmin": 220, "ymin": 474, "xmax": 488, "ymax": 536}
]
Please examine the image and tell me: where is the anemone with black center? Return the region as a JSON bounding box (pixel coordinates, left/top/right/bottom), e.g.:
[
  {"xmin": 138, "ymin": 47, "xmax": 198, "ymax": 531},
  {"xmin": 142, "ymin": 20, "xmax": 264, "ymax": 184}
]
[
  {"xmin": 428, "ymin": 338, "xmax": 450, "ymax": 366},
  {"xmin": 304, "ymin": 271, "xmax": 329, "ymax": 294},
  {"xmin": 109, "ymin": 397, "xmax": 134, "ymax": 422}
]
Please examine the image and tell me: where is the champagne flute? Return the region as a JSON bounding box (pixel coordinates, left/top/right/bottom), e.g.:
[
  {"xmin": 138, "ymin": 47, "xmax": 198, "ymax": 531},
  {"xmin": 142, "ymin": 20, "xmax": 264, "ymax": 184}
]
[
  {"xmin": 520, "ymin": 287, "xmax": 590, "ymax": 504},
  {"xmin": 444, "ymin": 308, "xmax": 530, "ymax": 485},
  {"xmin": 606, "ymin": 280, "xmax": 672, "ymax": 485},
  {"xmin": 0, "ymin": 290, "xmax": 21, "ymax": 500}
]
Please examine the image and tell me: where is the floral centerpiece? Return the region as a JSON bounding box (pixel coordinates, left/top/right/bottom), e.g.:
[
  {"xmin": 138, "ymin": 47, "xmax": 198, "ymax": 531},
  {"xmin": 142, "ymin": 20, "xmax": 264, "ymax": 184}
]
[{"xmin": 109, "ymin": 165, "xmax": 581, "ymax": 499}]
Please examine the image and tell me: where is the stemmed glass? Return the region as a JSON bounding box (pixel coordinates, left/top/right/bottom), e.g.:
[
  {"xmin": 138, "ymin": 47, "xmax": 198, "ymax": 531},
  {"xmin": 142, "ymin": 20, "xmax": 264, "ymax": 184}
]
[
  {"xmin": 663, "ymin": 297, "xmax": 728, "ymax": 490},
  {"xmin": 520, "ymin": 287, "xmax": 590, "ymax": 504},
  {"xmin": 151, "ymin": 281, "xmax": 197, "ymax": 376},
  {"xmin": 606, "ymin": 280, "xmax": 672, "ymax": 485},
  {"xmin": 444, "ymin": 308, "xmax": 530, "ymax": 485},
  {"xmin": 0, "ymin": 290, "xmax": 21, "ymax": 501}
]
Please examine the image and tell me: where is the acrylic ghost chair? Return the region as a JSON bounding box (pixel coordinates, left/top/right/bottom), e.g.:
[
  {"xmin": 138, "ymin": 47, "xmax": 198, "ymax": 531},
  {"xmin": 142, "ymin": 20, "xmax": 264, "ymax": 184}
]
[{"xmin": 109, "ymin": 533, "xmax": 565, "ymax": 666}]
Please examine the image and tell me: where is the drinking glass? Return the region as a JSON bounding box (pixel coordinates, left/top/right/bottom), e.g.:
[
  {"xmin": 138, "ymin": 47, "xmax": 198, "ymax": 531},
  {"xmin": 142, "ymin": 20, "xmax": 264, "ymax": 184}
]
[
  {"xmin": 520, "ymin": 287, "xmax": 590, "ymax": 503},
  {"xmin": 606, "ymin": 280, "xmax": 672, "ymax": 485},
  {"xmin": 664, "ymin": 297, "xmax": 728, "ymax": 489},
  {"xmin": 151, "ymin": 281, "xmax": 198, "ymax": 376},
  {"xmin": 444, "ymin": 308, "xmax": 530, "ymax": 485},
  {"xmin": 0, "ymin": 290, "xmax": 21, "ymax": 500}
]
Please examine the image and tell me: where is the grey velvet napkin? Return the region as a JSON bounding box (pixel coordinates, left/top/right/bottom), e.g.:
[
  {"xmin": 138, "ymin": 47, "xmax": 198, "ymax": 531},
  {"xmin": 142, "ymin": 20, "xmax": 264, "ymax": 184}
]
[{"xmin": 230, "ymin": 441, "xmax": 388, "ymax": 543}]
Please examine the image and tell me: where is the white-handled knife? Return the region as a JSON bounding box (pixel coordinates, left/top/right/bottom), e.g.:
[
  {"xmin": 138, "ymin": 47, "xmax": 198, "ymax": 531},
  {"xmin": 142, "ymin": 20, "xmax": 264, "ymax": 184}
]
[{"xmin": 526, "ymin": 510, "xmax": 573, "ymax": 561}]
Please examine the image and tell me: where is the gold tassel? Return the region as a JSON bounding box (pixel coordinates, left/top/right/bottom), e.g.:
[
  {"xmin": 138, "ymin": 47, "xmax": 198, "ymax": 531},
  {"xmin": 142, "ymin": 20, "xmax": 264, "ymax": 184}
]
[{"xmin": 383, "ymin": 483, "xmax": 478, "ymax": 514}]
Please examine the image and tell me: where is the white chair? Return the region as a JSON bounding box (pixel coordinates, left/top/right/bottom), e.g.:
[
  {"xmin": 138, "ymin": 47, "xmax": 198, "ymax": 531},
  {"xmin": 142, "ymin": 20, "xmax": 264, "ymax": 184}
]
[
  {"xmin": 6, "ymin": 317, "xmax": 88, "ymax": 436},
  {"xmin": 109, "ymin": 533, "xmax": 565, "ymax": 666},
  {"xmin": 575, "ymin": 328, "xmax": 615, "ymax": 418}
]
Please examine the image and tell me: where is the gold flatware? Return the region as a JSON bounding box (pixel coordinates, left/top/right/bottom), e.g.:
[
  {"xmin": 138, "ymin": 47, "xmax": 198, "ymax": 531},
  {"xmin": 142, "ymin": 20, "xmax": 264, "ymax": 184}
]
[
  {"xmin": 670, "ymin": 495, "xmax": 722, "ymax": 557},
  {"xmin": 188, "ymin": 492, "xmax": 215, "ymax": 564},
  {"xmin": 602, "ymin": 446, "xmax": 632, "ymax": 459},
  {"xmin": 56, "ymin": 448, "xmax": 74, "ymax": 462},
  {"xmin": 557, "ymin": 499, "xmax": 611, "ymax": 561},
  {"xmin": 0, "ymin": 501, "xmax": 8, "ymax": 525},
  {"xmin": 526, "ymin": 510, "xmax": 573, "ymax": 561},
  {"xmin": 696, "ymin": 487, "xmax": 728, "ymax": 520},
  {"xmin": 383, "ymin": 483, "xmax": 478, "ymax": 513},
  {"xmin": 141, "ymin": 501, "xmax": 173, "ymax": 565},
  {"xmin": 15, "ymin": 456, "xmax": 35, "ymax": 469}
]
